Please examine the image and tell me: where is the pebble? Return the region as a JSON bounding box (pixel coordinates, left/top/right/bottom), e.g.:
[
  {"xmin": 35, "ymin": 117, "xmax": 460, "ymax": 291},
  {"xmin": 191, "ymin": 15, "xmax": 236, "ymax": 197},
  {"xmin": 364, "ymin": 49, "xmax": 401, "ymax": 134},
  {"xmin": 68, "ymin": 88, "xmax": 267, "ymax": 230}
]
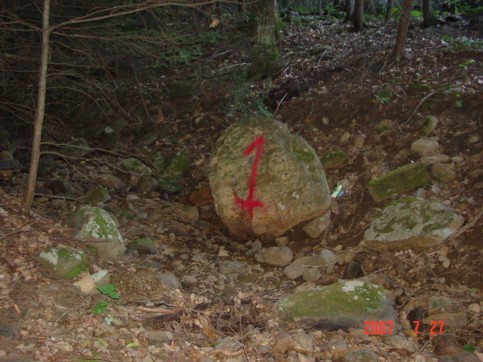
[
  {"xmin": 325, "ymin": 334, "xmax": 349, "ymax": 360},
  {"xmin": 272, "ymin": 332, "xmax": 314, "ymax": 355},
  {"xmin": 157, "ymin": 272, "xmax": 182, "ymax": 289},
  {"xmin": 468, "ymin": 303, "xmax": 481, "ymax": 314},
  {"xmin": 143, "ymin": 330, "xmax": 174, "ymax": 343},
  {"xmin": 214, "ymin": 336, "xmax": 243, "ymax": 352},
  {"xmin": 254, "ymin": 246, "xmax": 293, "ymax": 266},
  {"xmin": 245, "ymin": 239, "xmax": 262, "ymax": 257},
  {"xmin": 343, "ymin": 349, "xmax": 378, "ymax": 362},
  {"xmin": 219, "ymin": 260, "xmax": 247, "ymax": 274}
]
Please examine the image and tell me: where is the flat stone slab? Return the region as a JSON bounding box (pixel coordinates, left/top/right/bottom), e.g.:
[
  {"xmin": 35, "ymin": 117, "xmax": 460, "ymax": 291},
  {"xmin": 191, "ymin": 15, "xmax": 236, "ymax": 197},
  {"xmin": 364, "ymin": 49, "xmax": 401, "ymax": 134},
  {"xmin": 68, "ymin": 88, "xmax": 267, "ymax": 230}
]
[
  {"xmin": 368, "ymin": 163, "xmax": 431, "ymax": 202},
  {"xmin": 364, "ymin": 197, "xmax": 464, "ymax": 250}
]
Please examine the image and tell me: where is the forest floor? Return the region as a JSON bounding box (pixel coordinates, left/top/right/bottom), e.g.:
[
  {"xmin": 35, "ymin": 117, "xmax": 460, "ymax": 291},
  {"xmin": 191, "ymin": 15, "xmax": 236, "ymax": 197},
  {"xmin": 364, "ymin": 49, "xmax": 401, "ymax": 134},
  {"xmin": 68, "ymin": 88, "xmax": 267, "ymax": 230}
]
[{"xmin": 0, "ymin": 14, "xmax": 482, "ymax": 362}]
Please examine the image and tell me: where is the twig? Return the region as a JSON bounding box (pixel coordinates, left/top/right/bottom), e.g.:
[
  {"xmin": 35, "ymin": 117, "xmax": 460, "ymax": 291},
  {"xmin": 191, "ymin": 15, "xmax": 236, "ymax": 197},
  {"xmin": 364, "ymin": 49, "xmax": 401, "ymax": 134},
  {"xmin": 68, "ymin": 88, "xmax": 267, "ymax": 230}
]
[
  {"xmin": 448, "ymin": 206, "xmax": 483, "ymax": 241},
  {"xmin": 400, "ymin": 91, "xmax": 436, "ymax": 127},
  {"xmin": 273, "ymin": 93, "xmax": 288, "ymax": 116}
]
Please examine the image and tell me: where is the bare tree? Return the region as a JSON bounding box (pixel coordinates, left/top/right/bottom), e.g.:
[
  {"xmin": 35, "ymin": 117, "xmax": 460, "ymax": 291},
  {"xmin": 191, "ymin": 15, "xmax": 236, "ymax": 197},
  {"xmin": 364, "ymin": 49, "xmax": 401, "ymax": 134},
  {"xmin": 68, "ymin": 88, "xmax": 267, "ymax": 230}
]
[
  {"xmin": 352, "ymin": 0, "xmax": 364, "ymax": 31},
  {"xmin": 23, "ymin": 0, "xmax": 51, "ymax": 210},
  {"xmin": 248, "ymin": 0, "xmax": 280, "ymax": 80},
  {"xmin": 20, "ymin": 0, "xmax": 222, "ymax": 210},
  {"xmin": 384, "ymin": 0, "xmax": 394, "ymax": 22},
  {"xmin": 392, "ymin": 0, "xmax": 413, "ymax": 61},
  {"xmin": 422, "ymin": 0, "xmax": 439, "ymax": 27}
]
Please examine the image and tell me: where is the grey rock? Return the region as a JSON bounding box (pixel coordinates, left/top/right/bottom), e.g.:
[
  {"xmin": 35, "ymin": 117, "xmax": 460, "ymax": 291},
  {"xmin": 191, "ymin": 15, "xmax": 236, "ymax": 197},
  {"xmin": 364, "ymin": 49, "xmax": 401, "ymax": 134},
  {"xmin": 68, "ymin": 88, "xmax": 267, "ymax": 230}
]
[
  {"xmin": 246, "ymin": 239, "xmax": 263, "ymax": 257},
  {"xmin": 209, "ymin": 118, "xmax": 331, "ymax": 241},
  {"xmin": 275, "ymin": 236, "xmax": 289, "ymax": 247},
  {"xmin": 302, "ymin": 267, "xmax": 321, "ymax": 282},
  {"xmin": 432, "ymin": 163, "xmax": 456, "ymax": 182},
  {"xmin": 157, "ymin": 272, "xmax": 181, "ymax": 289},
  {"xmin": 274, "ymin": 280, "xmax": 397, "ymax": 331},
  {"xmin": 411, "ymin": 137, "xmax": 440, "ymax": 157},
  {"xmin": 73, "ymin": 206, "xmax": 125, "ymax": 261},
  {"xmin": 219, "ymin": 260, "xmax": 247, "ymax": 275},
  {"xmin": 39, "ymin": 245, "xmax": 88, "ymax": 279},
  {"xmin": 254, "ymin": 246, "xmax": 293, "ymax": 266},
  {"xmin": 214, "ymin": 336, "xmax": 243, "ymax": 352},
  {"xmin": 318, "ymin": 249, "xmax": 336, "ymax": 273},
  {"xmin": 272, "ymin": 332, "xmax": 313, "ymax": 354},
  {"xmin": 283, "ymin": 256, "xmax": 320, "ymax": 280},
  {"xmin": 143, "ymin": 330, "xmax": 174, "ymax": 343},
  {"xmin": 343, "ymin": 350, "xmax": 378, "ymax": 362},
  {"xmin": 303, "ymin": 211, "xmax": 331, "ymax": 238},
  {"xmin": 364, "ymin": 197, "xmax": 464, "ymax": 250},
  {"xmin": 325, "ymin": 335, "xmax": 349, "ymax": 361}
]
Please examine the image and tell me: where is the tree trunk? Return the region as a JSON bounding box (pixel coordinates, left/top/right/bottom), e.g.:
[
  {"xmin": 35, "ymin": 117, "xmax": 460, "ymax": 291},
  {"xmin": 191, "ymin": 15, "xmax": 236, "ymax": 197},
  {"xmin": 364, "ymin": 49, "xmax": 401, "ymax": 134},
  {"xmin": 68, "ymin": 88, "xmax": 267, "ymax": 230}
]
[
  {"xmin": 346, "ymin": 0, "xmax": 355, "ymax": 20},
  {"xmin": 384, "ymin": 0, "xmax": 394, "ymax": 22},
  {"xmin": 23, "ymin": 0, "xmax": 51, "ymax": 210},
  {"xmin": 422, "ymin": 0, "xmax": 438, "ymax": 27},
  {"xmin": 248, "ymin": 0, "xmax": 280, "ymax": 80},
  {"xmin": 352, "ymin": 0, "xmax": 364, "ymax": 31},
  {"xmin": 392, "ymin": 0, "xmax": 412, "ymax": 61}
]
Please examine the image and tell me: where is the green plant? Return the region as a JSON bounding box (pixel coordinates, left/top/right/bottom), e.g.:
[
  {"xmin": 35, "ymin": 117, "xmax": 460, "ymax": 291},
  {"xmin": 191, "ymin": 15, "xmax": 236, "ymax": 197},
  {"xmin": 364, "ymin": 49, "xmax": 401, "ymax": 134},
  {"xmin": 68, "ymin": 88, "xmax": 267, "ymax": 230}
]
[
  {"xmin": 92, "ymin": 283, "xmax": 120, "ymax": 316},
  {"xmin": 374, "ymin": 89, "xmax": 393, "ymax": 105},
  {"xmin": 410, "ymin": 9, "xmax": 422, "ymax": 18},
  {"xmin": 442, "ymin": 35, "xmax": 483, "ymax": 51},
  {"xmin": 458, "ymin": 58, "xmax": 475, "ymax": 70}
]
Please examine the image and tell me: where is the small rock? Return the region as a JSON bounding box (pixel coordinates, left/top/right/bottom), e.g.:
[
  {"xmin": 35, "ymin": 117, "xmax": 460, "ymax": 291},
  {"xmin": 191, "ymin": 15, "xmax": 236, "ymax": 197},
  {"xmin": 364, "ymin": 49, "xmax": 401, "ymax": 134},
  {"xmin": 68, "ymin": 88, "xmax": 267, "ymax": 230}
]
[
  {"xmin": 254, "ymin": 247, "xmax": 293, "ymax": 266},
  {"xmin": 143, "ymin": 330, "xmax": 174, "ymax": 343},
  {"xmin": 275, "ymin": 236, "xmax": 289, "ymax": 247},
  {"xmin": 325, "ymin": 334, "xmax": 349, "ymax": 361},
  {"xmin": 303, "ymin": 212, "xmax": 331, "ymax": 238},
  {"xmin": 272, "ymin": 332, "xmax": 313, "ymax": 355},
  {"xmin": 39, "ymin": 245, "xmax": 88, "ymax": 279},
  {"xmin": 214, "ymin": 336, "xmax": 242, "ymax": 352},
  {"xmin": 468, "ymin": 303, "xmax": 481, "ymax": 314},
  {"xmin": 339, "ymin": 132, "xmax": 351, "ymax": 144},
  {"xmin": 283, "ymin": 256, "xmax": 320, "ymax": 280},
  {"xmin": 302, "ymin": 267, "xmax": 321, "ymax": 282},
  {"xmin": 384, "ymin": 334, "xmax": 415, "ymax": 353},
  {"xmin": 432, "ymin": 163, "xmax": 456, "ymax": 182},
  {"xmin": 246, "ymin": 239, "xmax": 263, "ymax": 257},
  {"xmin": 420, "ymin": 154, "xmax": 451, "ymax": 164},
  {"xmin": 353, "ymin": 134, "xmax": 366, "ymax": 148},
  {"xmin": 420, "ymin": 115, "xmax": 438, "ymax": 136},
  {"xmin": 157, "ymin": 272, "xmax": 181, "ymax": 289},
  {"xmin": 318, "ymin": 249, "xmax": 336, "ymax": 273},
  {"xmin": 219, "ymin": 261, "xmax": 247, "ymax": 274},
  {"xmin": 376, "ymin": 119, "xmax": 393, "ymax": 133},
  {"xmin": 433, "ymin": 334, "xmax": 462, "ymax": 356},
  {"xmin": 411, "ymin": 138, "xmax": 440, "ymax": 157},
  {"xmin": 343, "ymin": 349, "xmax": 378, "ymax": 362}
]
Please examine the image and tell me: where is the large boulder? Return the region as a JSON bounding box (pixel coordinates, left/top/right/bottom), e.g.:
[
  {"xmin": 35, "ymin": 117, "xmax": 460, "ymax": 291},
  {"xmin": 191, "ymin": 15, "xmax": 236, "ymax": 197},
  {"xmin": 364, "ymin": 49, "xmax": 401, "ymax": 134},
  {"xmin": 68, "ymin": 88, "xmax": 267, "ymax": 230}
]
[{"xmin": 209, "ymin": 118, "xmax": 331, "ymax": 241}]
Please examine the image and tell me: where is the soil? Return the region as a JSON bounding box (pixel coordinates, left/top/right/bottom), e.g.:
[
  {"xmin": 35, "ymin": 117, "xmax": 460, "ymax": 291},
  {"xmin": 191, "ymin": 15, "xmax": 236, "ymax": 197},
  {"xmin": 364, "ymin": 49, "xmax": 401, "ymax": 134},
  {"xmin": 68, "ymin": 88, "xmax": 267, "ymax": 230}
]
[{"xmin": 0, "ymin": 15, "xmax": 482, "ymax": 362}]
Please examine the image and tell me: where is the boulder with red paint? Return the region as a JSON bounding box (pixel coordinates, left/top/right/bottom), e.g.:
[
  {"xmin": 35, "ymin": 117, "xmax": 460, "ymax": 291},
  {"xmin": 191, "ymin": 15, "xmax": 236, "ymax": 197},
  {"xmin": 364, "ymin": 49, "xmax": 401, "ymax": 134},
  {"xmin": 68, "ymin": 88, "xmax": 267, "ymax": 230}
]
[{"xmin": 209, "ymin": 118, "xmax": 331, "ymax": 241}]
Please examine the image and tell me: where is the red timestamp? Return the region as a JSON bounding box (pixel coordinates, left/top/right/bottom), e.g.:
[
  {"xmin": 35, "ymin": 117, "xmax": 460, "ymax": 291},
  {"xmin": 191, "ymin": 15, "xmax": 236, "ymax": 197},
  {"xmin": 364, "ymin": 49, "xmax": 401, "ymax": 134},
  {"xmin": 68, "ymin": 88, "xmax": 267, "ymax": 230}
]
[
  {"xmin": 413, "ymin": 320, "xmax": 444, "ymax": 336},
  {"xmin": 363, "ymin": 320, "xmax": 394, "ymax": 335}
]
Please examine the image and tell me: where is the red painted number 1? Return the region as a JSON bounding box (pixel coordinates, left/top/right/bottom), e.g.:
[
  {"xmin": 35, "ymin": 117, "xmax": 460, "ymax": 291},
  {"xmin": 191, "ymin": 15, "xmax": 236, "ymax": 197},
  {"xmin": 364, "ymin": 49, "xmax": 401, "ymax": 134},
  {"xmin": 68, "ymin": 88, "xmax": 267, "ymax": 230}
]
[{"xmin": 234, "ymin": 136, "xmax": 264, "ymax": 219}]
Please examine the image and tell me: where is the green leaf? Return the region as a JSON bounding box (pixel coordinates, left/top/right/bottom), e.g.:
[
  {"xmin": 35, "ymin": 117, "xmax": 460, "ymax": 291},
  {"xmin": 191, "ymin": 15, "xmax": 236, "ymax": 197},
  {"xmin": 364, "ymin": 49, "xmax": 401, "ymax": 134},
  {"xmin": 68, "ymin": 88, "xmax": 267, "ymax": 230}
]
[
  {"xmin": 97, "ymin": 284, "xmax": 120, "ymax": 299},
  {"xmin": 93, "ymin": 301, "xmax": 108, "ymax": 316},
  {"xmin": 463, "ymin": 344, "xmax": 476, "ymax": 352}
]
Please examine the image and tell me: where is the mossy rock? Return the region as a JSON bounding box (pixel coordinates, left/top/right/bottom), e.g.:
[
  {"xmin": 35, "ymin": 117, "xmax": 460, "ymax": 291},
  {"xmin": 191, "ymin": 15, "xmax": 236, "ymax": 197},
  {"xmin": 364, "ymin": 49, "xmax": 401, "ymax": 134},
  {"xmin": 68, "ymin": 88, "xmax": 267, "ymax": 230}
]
[
  {"xmin": 39, "ymin": 245, "xmax": 88, "ymax": 279},
  {"xmin": 321, "ymin": 150, "xmax": 347, "ymax": 169}
]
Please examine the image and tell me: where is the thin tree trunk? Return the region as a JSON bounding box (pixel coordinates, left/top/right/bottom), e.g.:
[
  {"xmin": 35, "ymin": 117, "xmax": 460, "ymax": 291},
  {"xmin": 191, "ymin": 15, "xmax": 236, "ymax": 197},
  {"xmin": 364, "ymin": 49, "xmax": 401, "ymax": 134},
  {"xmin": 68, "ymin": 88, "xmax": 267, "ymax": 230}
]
[
  {"xmin": 346, "ymin": 0, "xmax": 355, "ymax": 20},
  {"xmin": 352, "ymin": 0, "xmax": 364, "ymax": 31},
  {"xmin": 23, "ymin": 0, "xmax": 51, "ymax": 210},
  {"xmin": 422, "ymin": 0, "xmax": 438, "ymax": 27},
  {"xmin": 384, "ymin": 0, "xmax": 394, "ymax": 22},
  {"xmin": 392, "ymin": 0, "xmax": 412, "ymax": 61}
]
